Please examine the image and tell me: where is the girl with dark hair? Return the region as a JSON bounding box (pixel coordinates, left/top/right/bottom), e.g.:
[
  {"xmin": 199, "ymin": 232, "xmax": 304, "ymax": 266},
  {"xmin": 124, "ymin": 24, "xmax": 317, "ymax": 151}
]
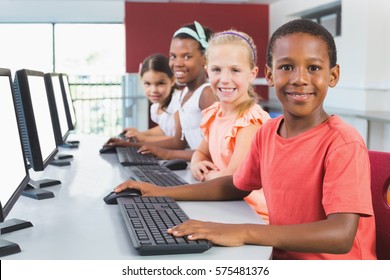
[
  {"xmin": 107, "ymin": 21, "xmax": 217, "ymax": 161},
  {"xmin": 122, "ymin": 54, "xmax": 179, "ymax": 142}
]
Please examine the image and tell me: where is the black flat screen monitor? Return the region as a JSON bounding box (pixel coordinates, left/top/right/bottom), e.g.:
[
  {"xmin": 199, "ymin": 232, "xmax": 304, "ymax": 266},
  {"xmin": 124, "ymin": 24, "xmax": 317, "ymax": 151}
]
[
  {"xmin": 59, "ymin": 74, "xmax": 77, "ymax": 131},
  {"xmin": 0, "ymin": 68, "xmax": 30, "ymax": 223},
  {"xmin": 13, "ymin": 69, "xmax": 58, "ymax": 172},
  {"xmin": 0, "ymin": 68, "xmax": 32, "ymax": 257},
  {"xmin": 44, "ymin": 73, "xmax": 70, "ymax": 146}
]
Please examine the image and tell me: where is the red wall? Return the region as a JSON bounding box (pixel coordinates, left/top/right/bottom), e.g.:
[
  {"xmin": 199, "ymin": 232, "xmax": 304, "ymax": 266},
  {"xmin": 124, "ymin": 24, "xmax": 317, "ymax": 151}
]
[{"xmin": 125, "ymin": 2, "xmax": 269, "ymax": 98}]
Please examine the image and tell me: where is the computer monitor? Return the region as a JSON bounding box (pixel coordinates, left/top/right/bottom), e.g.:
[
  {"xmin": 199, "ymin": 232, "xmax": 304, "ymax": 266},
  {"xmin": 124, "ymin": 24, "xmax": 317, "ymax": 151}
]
[
  {"xmin": 0, "ymin": 68, "xmax": 33, "ymax": 257},
  {"xmin": 59, "ymin": 73, "xmax": 77, "ymax": 131},
  {"xmin": 13, "ymin": 69, "xmax": 58, "ymax": 171},
  {"xmin": 44, "ymin": 73, "xmax": 76, "ymax": 161},
  {"xmin": 13, "ymin": 69, "xmax": 61, "ymax": 198},
  {"xmin": 58, "ymin": 73, "xmax": 79, "ymax": 147},
  {"xmin": 44, "ymin": 73, "xmax": 71, "ymax": 147}
]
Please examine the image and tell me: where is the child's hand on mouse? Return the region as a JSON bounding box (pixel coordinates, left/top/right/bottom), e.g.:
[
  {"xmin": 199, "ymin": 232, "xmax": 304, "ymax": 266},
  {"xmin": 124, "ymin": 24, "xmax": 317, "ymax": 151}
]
[
  {"xmin": 105, "ymin": 137, "xmax": 134, "ymax": 147},
  {"xmin": 167, "ymin": 220, "xmax": 246, "ymax": 247},
  {"xmin": 114, "ymin": 180, "xmax": 165, "ymax": 197}
]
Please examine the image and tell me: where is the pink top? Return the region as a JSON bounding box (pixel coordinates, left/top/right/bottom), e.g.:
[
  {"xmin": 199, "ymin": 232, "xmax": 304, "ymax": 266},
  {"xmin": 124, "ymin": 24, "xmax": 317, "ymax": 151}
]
[
  {"xmin": 200, "ymin": 102, "xmax": 270, "ymax": 170},
  {"xmin": 234, "ymin": 115, "xmax": 377, "ymax": 260}
]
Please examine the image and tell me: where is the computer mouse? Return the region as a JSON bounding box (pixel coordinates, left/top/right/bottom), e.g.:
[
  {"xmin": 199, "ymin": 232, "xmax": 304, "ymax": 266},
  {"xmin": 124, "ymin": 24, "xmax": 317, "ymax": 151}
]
[
  {"xmin": 103, "ymin": 189, "xmax": 141, "ymax": 204},
  {"xmin": 160, "ymin": 159, "xmax": 188, "ymax": 171},
  {"xmin": 99, "ymin": 146, "xmax": 117, "ymax": 154}
]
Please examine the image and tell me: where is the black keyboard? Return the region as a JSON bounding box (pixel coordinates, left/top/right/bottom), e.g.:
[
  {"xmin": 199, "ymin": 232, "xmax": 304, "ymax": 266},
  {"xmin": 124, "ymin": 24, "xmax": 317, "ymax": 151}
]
[
  {"xmin": 117, "ymin": 196, "xmax": 212, "ymax": 255},
  {"xmin": 116, "ymin": 146, "xmax": 159, "ymax": 166},
  {"xmin": 125, "ymin": 165, "xmax": 188, "ymax": 186}
]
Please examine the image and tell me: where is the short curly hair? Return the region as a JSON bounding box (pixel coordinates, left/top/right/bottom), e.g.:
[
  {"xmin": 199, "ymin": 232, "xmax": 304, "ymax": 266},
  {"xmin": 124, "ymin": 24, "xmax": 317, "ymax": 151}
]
[{"xmin": 266, "ymin": 19, "xmax": 337, "ymax": 68}]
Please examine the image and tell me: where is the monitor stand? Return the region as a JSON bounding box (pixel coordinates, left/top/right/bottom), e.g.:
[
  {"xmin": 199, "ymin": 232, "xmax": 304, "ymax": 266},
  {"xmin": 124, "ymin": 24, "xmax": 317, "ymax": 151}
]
[
  {"xmin": 67, "ymin": 140, "xmax": 80, "ymax": 145},
  {"xmin": 55, "ymin": 154, "xmax": 73, "ymax": 160},
  {"xmin": 0, "ymin": 239, "xmax": 21, "ymax": 257},
  {"xmin": 61, "ymin": 141, "xmax": 79, "ymax": 149},
  {"xmin": 53, "ymin": 139, "xmax": 79, "ymax": 162},
  {"xmin": 21, "ymin": 179, "xmax": 61, "ymax": 200},
  {"xmin": 0, "ymin": 218, "xmax": 33, "ymax": 257},
  {"xmin": 0, "ymin": 218, "xmax": 33, "ymax": 234},
  {"xmin": 49, "ymin": 158, "xmax": 71, "ymax": 166}
]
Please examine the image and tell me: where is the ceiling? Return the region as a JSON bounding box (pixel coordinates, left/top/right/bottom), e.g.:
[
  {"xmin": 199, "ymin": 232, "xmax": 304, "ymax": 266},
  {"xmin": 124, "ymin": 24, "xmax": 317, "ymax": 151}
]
[
  {"xmin": 128, "ymin": 0, "xmax": 279, "ymax": 3},
  {"xmin": 7, "ymin": 0, "xmax": 279, "ymax": 3}
]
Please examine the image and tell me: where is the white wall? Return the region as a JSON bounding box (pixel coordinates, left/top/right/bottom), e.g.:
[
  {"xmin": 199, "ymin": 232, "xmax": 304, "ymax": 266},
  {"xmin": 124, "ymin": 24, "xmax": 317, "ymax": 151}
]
[
  {"xmin": 0, "ymin": 0, "xmax": 125, "ymax": 23},
  {"xmin": 269, "ymin": 0, "xmax": 390, "ymax": 151}
]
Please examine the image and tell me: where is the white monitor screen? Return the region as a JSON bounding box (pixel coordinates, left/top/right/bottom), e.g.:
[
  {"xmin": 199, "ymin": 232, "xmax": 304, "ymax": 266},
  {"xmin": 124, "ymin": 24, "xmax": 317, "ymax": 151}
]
[
  {"xmin": 27, "ymin": 75, "xmax": 57, "ymax": 162},
  {"xmin": 62, "ymin": 75, "xmax": 77, "ymax": 127},
  {"xmin": 51, "ymin": 75, "xmax": 69, "ymax": 138},
  {"xmin": 0, "ymin": 76, "xmax": 27, "ymax": 208}
]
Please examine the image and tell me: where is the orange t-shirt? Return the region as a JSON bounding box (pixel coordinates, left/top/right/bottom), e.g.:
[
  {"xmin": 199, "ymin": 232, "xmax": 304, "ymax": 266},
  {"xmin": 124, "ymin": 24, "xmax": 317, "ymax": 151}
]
[
  {"xmin": 234, "ymin": 115, "xmax": 377, "ymax": 260},
  {"xmin": 201, "ymin": 102, "xmax": 270, "ymax": 169},
  {"xmin": 201, "ymin": 102, "xmax": 271, "ymax": 222}
]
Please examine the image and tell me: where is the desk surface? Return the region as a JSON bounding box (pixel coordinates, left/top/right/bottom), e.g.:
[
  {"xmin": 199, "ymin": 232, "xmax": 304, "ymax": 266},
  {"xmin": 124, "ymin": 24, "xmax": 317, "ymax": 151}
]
[{"xmin": 1, "ymin": 134, "xmax": 272, "ymax": 260}]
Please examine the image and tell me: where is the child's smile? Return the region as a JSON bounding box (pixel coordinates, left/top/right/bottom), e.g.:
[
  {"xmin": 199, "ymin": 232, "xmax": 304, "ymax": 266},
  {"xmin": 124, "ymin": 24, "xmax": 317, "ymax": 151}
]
[
  {"xmin": 266, "ymin": 33, "xmax": 339, "ymax": 121},
  {"xmin": 207, "ymin": 44, "xmax": 257, "ymax": 106},
  {"xmin": 285, "ymin": 91, "xmax": 314, "ymax": 102}
]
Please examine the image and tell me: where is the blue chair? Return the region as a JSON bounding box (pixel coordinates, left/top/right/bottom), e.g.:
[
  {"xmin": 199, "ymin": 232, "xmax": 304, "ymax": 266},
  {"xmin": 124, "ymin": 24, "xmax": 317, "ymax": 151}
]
[{"xmin": 368, "ymin": 150, "xmax": 390, "ymax": 260}]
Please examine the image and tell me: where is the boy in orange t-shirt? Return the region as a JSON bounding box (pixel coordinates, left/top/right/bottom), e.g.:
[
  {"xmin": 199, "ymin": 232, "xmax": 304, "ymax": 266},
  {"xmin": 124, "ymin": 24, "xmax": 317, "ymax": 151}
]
[{"xmin": 114, "ymin": 19, "xmax": 377, "ymax": 259}]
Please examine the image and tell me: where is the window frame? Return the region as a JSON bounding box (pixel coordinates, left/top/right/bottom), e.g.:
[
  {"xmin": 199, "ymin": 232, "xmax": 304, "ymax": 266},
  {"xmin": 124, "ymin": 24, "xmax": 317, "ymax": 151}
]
[{"xmin": 302, "ymin": 4, "xmax": 342, "ymax": 37}]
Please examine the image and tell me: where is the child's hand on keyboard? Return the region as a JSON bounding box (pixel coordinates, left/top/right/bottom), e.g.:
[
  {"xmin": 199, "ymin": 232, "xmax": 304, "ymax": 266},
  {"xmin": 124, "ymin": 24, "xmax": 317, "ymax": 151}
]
[
  {"xmin": 122, "ymin": 127, "xmax": 139, "ymax": 138},
  {"xmin": 138, "ymin": 144, "xmax": 170, "ymax": 159},
  {"xmin": 167, "ymin": 220, "xmax": 246, "ymax": 247}
]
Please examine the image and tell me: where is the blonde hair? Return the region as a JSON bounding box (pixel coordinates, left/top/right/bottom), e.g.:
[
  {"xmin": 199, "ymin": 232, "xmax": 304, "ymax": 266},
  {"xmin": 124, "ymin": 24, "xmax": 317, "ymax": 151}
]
[{"xmin": 206, "ymin": 30, "xmax": 259, "ymax": 117}]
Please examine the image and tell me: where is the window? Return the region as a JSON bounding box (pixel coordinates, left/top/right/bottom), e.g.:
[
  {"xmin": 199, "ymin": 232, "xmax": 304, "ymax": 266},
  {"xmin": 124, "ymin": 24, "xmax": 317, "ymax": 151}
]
[
  {"xmin": 0, "ymin": 24, "xmax": 53, "ymax": 74},
  {"xmin": 0, "ymin": 23, "xmax": 126, "ymax": 136},
  {"xmin": 54, "ymin": 24, "xmax": 125, "ymax": 75},
  {"xmin": 53, "ymin": 24, "xmax": 125, "ymax": 135},
  {"xmin": 0, "ymin": 23, "xmax": 124, "ymax": 75},
  {"xmin": 302, "ymin": 3, "xmax": 342, "ymax": 37}
]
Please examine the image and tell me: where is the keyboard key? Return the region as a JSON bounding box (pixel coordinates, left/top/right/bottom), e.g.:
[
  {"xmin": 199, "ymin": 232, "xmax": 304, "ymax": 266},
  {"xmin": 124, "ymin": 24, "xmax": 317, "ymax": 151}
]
[
  {"xmin": 116, "ymin": 147, "xmax": 159, "ymax": 166},
  {"xmin": 125, "ymin": 165, "xmax": 188, "ymax": 186}
]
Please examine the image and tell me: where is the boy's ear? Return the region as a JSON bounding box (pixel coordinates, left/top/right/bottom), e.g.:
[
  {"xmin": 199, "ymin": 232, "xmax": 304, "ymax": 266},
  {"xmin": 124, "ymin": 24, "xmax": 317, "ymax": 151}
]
[
  {"xmin": 329, "ymin": 64, "xmax": 340, "ymax": 88},
  {"xmin": 264, "ymin": 65, "xmax": 274, "ymax": 87}
]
